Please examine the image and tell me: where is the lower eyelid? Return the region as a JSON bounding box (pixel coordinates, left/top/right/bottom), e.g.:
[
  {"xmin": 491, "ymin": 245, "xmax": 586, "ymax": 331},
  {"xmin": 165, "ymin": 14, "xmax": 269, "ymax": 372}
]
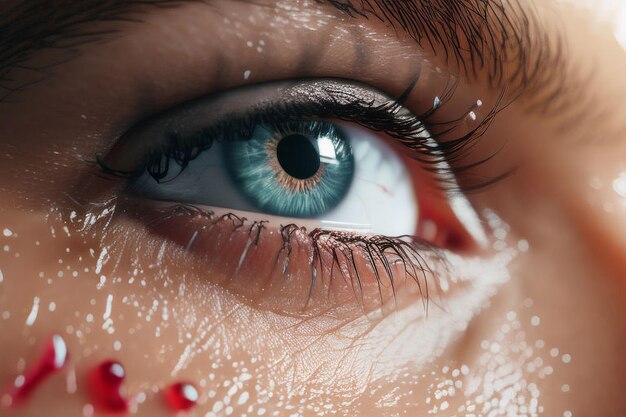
[{"xmin": 117, "ymin": 198, "xmax": 444, "ymax": 317}]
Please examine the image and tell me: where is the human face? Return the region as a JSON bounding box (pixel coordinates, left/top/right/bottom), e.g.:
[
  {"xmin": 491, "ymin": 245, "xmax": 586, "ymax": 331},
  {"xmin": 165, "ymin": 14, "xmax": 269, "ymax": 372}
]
[{"xmin": 0, "ymin": 1, "xmax": 624, "ymax": 416}]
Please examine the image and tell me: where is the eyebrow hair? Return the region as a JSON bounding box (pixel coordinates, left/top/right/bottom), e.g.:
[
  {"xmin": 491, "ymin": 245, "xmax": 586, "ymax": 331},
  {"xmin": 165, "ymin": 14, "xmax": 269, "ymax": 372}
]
[
  {"xmin": 0, "ymin": 0, "xmax": 570, "ymax": 113},
  {"xmin": 0, "ymin": 0, "xmax": 193, "ymax": 102},
  {"xmin": 319, "ymin": 0, "xmax": 570, "ymax": 113}
]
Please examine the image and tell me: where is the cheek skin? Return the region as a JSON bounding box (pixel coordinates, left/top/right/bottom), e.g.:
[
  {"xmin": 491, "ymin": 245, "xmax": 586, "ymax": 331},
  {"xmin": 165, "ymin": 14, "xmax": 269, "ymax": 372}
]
[
  {"xmin": 0, "ymin": 203, "xmax": 600, "ymax": 417},
  {"xmin": 1, "ymin": 202, "xmax": 595, "ymax": 417},
  {"xmin": 0, "ymin": 209, "xmax": 342, "ymax": 415},
  {"xmin": 0, "ymin": 207, "xmax": 468, "ymax": 416},
  {"xmin": 457, "ymin": 94, "xmax": 626, "ymax": 416}
]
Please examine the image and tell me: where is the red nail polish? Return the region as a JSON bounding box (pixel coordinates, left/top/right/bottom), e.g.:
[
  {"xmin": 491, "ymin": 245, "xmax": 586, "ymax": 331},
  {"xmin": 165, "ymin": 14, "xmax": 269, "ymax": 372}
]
[
  {"xmin": 164, "ymin": 382, "xmax": 199, "ymax": 412},
  {"xmin": 88, "ymin": 360, "xmax": 129, "ymax": 413},
  {"xmin": 1, "ymin": 334, "xmax": 68, "ymax": 407}
]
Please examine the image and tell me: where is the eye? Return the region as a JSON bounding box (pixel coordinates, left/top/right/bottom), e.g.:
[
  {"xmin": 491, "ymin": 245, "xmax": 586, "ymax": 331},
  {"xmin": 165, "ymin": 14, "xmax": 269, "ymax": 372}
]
[
  {"xmin": 129, "ymin": 119, "xmax": 417, "ymax": 236},
  {"xmin": 99, "ymin": 78, "xmax": 484, "ymax": 315},
  {"xmin": 223, "ymin": 121, "xmax": 358, "ymax": 220}
]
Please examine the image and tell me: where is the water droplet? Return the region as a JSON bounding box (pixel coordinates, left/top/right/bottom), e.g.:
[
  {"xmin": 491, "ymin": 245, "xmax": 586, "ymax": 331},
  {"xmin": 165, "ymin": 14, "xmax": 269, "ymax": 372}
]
[{"xmin": 612, "ymin": 171, "xmax": 626, "ymax": 198}]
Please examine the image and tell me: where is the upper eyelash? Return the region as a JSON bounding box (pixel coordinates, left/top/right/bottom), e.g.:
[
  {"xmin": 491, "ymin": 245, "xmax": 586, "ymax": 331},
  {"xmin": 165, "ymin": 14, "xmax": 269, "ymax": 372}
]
[{"xmin": 96, "ymin": 78, "xmax": 505, "ymax": 192}]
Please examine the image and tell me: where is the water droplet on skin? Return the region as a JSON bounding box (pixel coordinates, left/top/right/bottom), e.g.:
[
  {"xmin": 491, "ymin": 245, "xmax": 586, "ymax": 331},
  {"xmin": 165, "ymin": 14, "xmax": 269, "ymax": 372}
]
[
  {"xmin": 517, "ymin": 239, "xmax": 530, "ymax": 252},
  {"xmin": 612, "ymin": 171, "xmax": 626, "ymax": 198},
  {"xmin": 165, "ymin": 382, "xmax": 199, "ymax": 412},
  {"xmin": 589, "ymin": 176, "xmax": 603, "ymax": 190},
  {"xmin": 82, "ymin": 403, "xmax": 95, "ymax": 417}
]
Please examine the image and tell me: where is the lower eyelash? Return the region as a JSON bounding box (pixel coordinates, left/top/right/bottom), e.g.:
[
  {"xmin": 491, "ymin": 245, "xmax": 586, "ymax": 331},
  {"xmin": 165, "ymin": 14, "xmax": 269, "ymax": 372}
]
[{"xmin": 144, "ymin": 203, "xmax": 444, "ymax": 309}]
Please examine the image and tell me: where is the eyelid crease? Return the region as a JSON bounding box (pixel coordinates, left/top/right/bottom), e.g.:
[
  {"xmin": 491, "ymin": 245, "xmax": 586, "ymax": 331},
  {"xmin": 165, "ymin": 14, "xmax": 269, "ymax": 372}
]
[{"xmin": 96, "ymin": 78, "xmax": 503, "ymax": 192}]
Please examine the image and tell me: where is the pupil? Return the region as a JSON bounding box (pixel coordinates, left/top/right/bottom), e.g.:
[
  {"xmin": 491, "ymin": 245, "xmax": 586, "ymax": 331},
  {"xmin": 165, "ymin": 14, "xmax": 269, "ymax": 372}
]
[{"xmin": 276, "ymin": 134, "xmax": 321, "ymax": 180}]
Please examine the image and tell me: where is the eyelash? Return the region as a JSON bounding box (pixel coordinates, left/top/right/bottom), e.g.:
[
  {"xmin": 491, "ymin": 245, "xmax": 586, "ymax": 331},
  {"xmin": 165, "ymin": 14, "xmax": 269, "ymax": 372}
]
[
  {"xmin": 96, "ymin": 78, "xmax": 503, "ymax": 192},
  {"xmin": 137, "ymin": 202, "xmax": 444, "ymax": 309}
]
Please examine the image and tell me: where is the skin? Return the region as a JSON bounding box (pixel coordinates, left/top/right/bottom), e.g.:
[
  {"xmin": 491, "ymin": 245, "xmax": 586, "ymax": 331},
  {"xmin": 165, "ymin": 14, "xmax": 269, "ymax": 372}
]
[{"xmin": 0, "ymin": 1, "xmax": 625, "ymax": 416}]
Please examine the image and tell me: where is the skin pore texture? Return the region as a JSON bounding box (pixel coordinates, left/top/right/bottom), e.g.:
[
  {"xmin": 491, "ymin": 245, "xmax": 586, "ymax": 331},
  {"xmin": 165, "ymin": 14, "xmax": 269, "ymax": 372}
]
[{"xmin": 0, "ymin": 0, "xmax": 625, "ymax": 416}]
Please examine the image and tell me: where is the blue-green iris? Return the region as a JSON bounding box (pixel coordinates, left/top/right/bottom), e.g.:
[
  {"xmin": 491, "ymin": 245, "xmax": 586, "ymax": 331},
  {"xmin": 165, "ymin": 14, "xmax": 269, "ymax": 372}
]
[{"xmin": 223, "ymin": 121, "xmax": 355, "ymax": 218}]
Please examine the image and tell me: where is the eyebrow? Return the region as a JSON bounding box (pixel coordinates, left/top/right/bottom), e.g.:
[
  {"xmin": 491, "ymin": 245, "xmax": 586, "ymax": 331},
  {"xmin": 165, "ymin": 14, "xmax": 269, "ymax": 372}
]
[
  {"xmin": 320, "ymin": 0, "xmax": 570, "ymax": 113},
  {"xmin": 0, "ymin": 0, "xmax": 569, "ymax": 111}
]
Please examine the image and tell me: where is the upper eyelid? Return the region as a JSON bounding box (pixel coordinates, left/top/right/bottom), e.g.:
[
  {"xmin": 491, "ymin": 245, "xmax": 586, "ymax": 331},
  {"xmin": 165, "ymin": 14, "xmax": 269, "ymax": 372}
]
[
  {"xmin": 98, "ymin": 78, "xmax": 436, "ymax": 174},
  {"xmin": 134, "ymin": 79, "xmax": 422, "ymax": 139},
  {"xmin": 97, "ymin": 78, "xmax": 503, "ymax": 194},
  {"xmin": 102, "ymin": 79, "xmax": 439, "ymax": 159}
]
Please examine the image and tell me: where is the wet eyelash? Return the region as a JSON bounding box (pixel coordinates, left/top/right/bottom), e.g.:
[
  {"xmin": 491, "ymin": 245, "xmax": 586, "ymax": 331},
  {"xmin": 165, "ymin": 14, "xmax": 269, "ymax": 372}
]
[
  {"xmin": 97, "ymin": 78, "xmax": 504, "ymax": 192},
  {"xmin": 145, "ymin": 203, "xmax": 444, "ymax": 309}
]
